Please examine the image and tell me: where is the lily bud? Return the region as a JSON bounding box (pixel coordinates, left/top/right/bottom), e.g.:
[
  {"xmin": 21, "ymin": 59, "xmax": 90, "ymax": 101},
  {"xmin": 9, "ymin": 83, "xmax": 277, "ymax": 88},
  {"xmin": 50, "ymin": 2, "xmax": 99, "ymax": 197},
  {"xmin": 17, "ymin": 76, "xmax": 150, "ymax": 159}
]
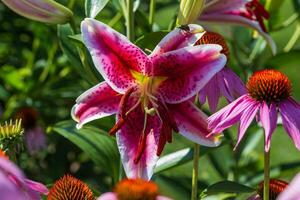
[
  {"xmin": 177, "ymin": 0, "xmax": 204, "ymax": 25},
  {"xmin": 1, "ymin": 0, "xmax": 73, "ymax": 24}
]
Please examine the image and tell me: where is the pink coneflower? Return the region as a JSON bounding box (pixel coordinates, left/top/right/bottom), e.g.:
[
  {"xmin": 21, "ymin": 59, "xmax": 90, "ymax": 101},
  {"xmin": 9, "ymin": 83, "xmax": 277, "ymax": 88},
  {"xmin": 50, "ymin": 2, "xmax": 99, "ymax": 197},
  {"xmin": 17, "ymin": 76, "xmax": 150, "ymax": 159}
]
[
  {"xmin": 196, "ymin": 31, "xmax": 247, "ymax": 112},
  {"xmin": 208, "ymin": 69, "xmax": 300, "ymax": 152}
]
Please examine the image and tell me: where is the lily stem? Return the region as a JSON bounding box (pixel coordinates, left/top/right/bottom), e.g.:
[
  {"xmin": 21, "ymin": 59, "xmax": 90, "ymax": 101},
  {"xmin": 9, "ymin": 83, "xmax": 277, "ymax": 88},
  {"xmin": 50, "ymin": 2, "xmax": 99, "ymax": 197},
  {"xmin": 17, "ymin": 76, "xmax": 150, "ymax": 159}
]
[
  {"xmin": 126, "ymin": 0, "xmax": 134, "ymax": 41},
  {"xmin": 149, "ymin": 0, "xmax": 156, "ymax": 28},
  {"xmin": 263, "ymin": 149, "xmax": 270, "ymax": 200},
  {"xmin": 191, "ymin": 143, "xmax": 200, "ymax": 200}
]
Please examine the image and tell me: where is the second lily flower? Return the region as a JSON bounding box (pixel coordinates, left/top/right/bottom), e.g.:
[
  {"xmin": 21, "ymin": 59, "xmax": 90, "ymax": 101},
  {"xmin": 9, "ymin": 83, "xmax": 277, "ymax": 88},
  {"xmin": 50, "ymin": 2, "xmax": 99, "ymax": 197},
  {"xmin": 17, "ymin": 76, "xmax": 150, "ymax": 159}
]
[{"xmin": 72, "ymin": 18, "xmax": 226, "ymax": 179}]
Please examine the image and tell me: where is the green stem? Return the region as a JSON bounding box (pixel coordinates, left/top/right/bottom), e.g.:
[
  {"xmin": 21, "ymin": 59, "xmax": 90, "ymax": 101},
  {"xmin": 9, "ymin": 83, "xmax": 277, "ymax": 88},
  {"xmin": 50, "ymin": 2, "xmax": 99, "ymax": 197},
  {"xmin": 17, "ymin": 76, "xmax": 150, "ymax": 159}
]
[
  {"xmin": 126, "ymin": 0, "xmax": 134, "ymax": 41},
  {"xmin": 68, "ymin": 0, "xmax": 76, "ymax": 10},
  {"xmin": 149, "ymin": 0, "xmax": 156, "ymax": 28},
  {"xmin": 264, "ymin": 149, "xmax": 270, "ymax": 200},
  {"xmin": 284, "ymin": 23, "xmax": 300, "ymax": 52},
  {"xmin": 191, "ymin": 143, "xmax": 200, "ymax": 200}
]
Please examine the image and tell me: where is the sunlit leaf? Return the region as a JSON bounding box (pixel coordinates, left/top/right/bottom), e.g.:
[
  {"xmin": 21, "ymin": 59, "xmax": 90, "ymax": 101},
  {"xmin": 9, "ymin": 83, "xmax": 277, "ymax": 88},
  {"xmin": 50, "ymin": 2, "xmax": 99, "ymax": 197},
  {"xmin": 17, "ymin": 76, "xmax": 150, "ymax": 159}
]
[
  {"xmin": 203, "ymin": 181, "xmax": 255, "ymax": 196},
  {"xmin": 85, "ymin": 0, "xmax": 110, "ymax": 18}
]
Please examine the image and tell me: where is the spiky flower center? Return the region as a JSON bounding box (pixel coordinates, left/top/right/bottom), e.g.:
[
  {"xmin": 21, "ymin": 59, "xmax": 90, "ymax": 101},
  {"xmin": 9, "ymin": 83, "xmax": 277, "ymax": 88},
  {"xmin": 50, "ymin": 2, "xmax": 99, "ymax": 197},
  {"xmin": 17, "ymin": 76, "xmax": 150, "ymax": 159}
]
[
  {"xmin": 247, "ymin": 70, "xmax": 292, "ymax": 102},
  {"xmin": 0, "ymin": 119, "xmax": 24, "ymax": 140},
  {"xmin": 115, "ymin": 179, "xmax": 159, "ymax": 200},
  {"xmin": 257, "ymin": 179, "xmax": 288, "ymax": 200},
  {"xmin": 47, "ymin": 174, "xmax": 95, "ymax": 200},
  {"xmin": 195, "ymin": 31, "xmax": 230, "ymax": 60}
]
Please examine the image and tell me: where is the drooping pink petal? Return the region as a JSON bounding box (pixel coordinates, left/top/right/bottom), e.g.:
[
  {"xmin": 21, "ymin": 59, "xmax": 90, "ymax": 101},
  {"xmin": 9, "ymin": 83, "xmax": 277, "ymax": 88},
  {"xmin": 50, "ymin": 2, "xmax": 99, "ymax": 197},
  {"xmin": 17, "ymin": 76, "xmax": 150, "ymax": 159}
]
[
  {"xmin": 0, "ymin": 172, "xmax": 24, "ymax": 200},
  {"xmin": 279, "ymin": 98, "xmax": 300, "ymax": 150},
  {"xmin": 169, "ymin": 101, "xmax": 222, "ymax": 147},
  {"xmin": 199, "ymin": 74, "xmax": 221, "ymax": 113},
  {"xmin": 234, "ymin": 101, "xmax": 260, "ymax": 150},
  {"xmin": 97, "ymin": 192, "xmax": 117, "ymax": 200},
  {"xmin": 219, "ymin": 67, "xmax": 247, "ymax": 102},
  {"xmin": 1, "ymin": 0, "xmax": 72, "ymax": 24},
  {"xmin": 208, "ymin": 95, "xmax": 255, "ymax": 134},
  {"xmin": 116, "ymin": 97, "xmax": 160, "ymax": 180},
  {"xmin": 277, "ymin": 173, "xmax": 300, "ymax": 200},
  {"xmin": 151, "ymin": 24, "xmax": 206, "ymax": 55},
  {"xmin": 81, "ymin": 18, "xmax": 151, "ymax": 93},
  {"xmin": 72, "ymin": 82, "xmax": 122, "ymax": 129},
  {"xmin": 204, "ymin": 0, "xmax": 247, "ymax": 14},
  {"xmin": 260, "ymin": 102, "xmax": 277, "ymax": 152},
  {"xmin": 151, "ymin": 45, "xmax": 226, "ymax": 103},
  {"xmin": 199, "ymin": 14, "xmax": 276, "ymax": 54},
  {"xmin": 24, "ymin": 179, "xmax": 49, "ymax": 195}
]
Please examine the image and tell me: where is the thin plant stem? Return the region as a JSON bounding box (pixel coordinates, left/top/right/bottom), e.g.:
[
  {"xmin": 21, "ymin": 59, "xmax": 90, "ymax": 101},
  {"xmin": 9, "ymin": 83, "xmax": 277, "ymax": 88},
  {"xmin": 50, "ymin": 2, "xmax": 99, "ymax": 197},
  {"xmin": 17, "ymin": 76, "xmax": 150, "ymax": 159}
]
[
  {"xmin": 284, "ymin": 23, "xmax": 300, "ymax": 52},
  {"xmin": 191, "ymin": 143, "xmax": 200, "ymax": 200},
  {"xmin": 149, "ymin": 0, "xmax": 156, "ymax": 28},
  {"xmin": 263, "ymin": 149, "xmax": 270, "ymax": 200},
  {"xmin": 126, "ymin": 0, "xmax": 134, "ymax": 41}
]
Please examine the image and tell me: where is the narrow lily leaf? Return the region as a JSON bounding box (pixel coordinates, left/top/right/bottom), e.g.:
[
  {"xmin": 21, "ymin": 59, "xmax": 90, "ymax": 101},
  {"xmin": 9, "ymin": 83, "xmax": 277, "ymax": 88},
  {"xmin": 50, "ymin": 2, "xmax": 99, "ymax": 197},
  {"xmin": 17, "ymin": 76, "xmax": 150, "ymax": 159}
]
[
  {"xmin": 203, "ymin": 181, "xmax": 255, "ymax": 196},
  {"xmin": 85, "ymin": 0, "xmax": 110, "ymax": 18},
  {"xmin": 68, "ymin": 34, "xmax": 84, "ymax": 44},
  {"xmin": 1, "ymin": 0, "xmax": 72, "ymax": 24},
  {"xmin": 154, "ymin": 144, "xmax": 226, "ymax": 174},
  {"xmin": 53, "ymin": 120, "xmax": 120, "ymax": 184}
]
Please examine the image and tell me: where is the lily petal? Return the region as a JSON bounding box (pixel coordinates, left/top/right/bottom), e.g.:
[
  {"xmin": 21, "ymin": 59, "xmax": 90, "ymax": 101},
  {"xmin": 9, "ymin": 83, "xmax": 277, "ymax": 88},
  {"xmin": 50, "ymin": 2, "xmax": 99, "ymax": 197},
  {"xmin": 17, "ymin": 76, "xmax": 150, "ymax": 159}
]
[
  {"xmin": 169, "ymin": 101, "xmax": 222, "ymax": 147},
  {"xmin": 151, "ymin": 45, "xmax": 226, "ymax": 103},
  {"xmin": 72, "ymin": 82, "xmax": 122, "ymax": 129},
  {"xmin": 151, "ymin": 24, "xmax": 206, "ymax": 55},
  {"xmin": 116, "ymin": 98, "xmax": 160, "ymax": 180},
  {"xmin": 279, "ymin": 98, "xmax": 300, "ymax": 150},
  {"xmin": 2, "ymin": 0, "xmax": 72, "ymax": 24},
  {"xmin": 81, "ymin": 18, "xmax": 151, "ymax": 93},
  {"xmin": 260, "ymin": 102, "xmax": 277, "ymax": 152},
  {"xmin": 199, "ymin": 14, "xmax": 276, "ymax": 54}
]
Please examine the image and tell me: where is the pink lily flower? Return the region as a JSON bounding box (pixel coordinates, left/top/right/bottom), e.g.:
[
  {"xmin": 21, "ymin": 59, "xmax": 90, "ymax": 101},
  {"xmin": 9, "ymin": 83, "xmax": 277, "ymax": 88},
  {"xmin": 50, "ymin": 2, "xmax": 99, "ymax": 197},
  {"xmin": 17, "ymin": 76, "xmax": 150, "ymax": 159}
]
[
  {"xmin": 72, "ymin": 18, "xmax": 226, "ymax": 179},
  {"xmin": 196, "ymin": 31, "xmax": 247, "ymax": 112},
  {"xmin": 1, "ymin": 0, "xmax": 72, "ymax": 24},
  {"xmin": 0, "ymin": 151, "xmax": 48, "ymax": 200},
  {"xmin": 97, "ymin": 178, "xmax": 172, "ymax": 200},
  {"xmin": 277, "ymin": 173, "xmax": 300, "ymax": 200},
  {"xmin": 208, "ymin": 69, "xmax": 300, "ymax": 152},
  {"xmin": 199, "ymin": 0, "xmax": 276, "ymax": 54}
]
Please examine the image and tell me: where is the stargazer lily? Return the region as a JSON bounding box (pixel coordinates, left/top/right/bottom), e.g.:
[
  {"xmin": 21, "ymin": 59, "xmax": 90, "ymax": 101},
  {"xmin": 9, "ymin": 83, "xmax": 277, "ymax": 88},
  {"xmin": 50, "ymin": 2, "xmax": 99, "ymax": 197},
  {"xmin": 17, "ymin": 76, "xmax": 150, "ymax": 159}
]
[
  {"xmin": 199, "ymin": 0, "xmax": 276, "ymax": 54},
  {"xmin": 72, "ymin": 18, "xmax": 226, "ymax": 179}
]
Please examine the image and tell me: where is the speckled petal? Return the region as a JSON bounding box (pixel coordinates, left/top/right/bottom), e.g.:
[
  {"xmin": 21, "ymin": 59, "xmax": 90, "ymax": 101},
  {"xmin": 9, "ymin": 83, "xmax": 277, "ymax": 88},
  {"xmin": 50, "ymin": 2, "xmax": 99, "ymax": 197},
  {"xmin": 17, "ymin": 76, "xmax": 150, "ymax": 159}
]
[
  {"xmin": 116, "ymin": 98, "xmax": 160, "ymax": 180},
  {"xmin": 72, "ymin": 82, "xmax": 122, "ymax": 129},
  {"xmin": 151, "ymin": 24, "xmax": 206, "ymax": 55},
  {"xmin": 169, "ymin": 101, "xmax": 222, "ymax": 147},
  {"xmin": 81, "ymin": 18, "xmax": 151, "ymax": 93},
  {"xmin": 151, "ymin": 44, "xmax": 226, "ymax": 103}
]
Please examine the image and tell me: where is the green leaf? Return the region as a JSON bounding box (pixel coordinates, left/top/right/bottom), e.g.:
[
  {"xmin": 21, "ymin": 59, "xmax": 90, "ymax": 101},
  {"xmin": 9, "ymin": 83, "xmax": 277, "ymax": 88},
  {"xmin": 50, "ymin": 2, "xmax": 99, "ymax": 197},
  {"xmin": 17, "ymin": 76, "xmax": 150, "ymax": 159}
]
[
  {"xmin": 135, "ymin": 31, "xmax": 169, "ymax": 53},
  {"xmin": 203, "ymin": 181, "xmax": 255, "ymax": 196},
  {"xmin": 68, "ymin": 34, "xmax": 83, "ymax": 44},
  {"xmin": 154, "ymin": 144, "xmax": 226, "ymax": 174},
  {"xmin": 53, "ymin": 120, "xmax": 120, "ymax": 184},
  {"xmin": 85, "ymin": 0, "xmax": 110, "ymax": 18}
]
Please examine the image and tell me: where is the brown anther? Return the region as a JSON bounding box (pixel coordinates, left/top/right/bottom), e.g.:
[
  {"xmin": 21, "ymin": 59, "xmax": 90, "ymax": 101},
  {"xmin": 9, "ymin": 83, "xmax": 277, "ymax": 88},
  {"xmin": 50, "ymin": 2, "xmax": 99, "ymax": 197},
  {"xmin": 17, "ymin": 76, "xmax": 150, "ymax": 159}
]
[
  {"xmin": 109, "ymin": 118, "xmax": 125, "ymax": 136},
  {"xmin": 120, "ymin": 87, "xmax": 135, "ymax": 118}
]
